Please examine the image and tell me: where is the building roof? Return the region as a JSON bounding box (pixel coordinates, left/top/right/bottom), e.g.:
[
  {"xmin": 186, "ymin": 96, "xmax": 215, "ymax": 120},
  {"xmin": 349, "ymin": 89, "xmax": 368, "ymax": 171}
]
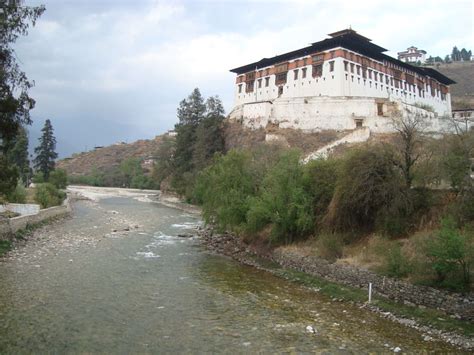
[{"xmin": 230, "ymin": 29, "xmax": 455, "ymax": 85}]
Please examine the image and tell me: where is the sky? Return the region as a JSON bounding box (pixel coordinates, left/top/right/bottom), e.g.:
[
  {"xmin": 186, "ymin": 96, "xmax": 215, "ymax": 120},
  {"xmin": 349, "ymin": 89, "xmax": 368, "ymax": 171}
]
[{"xmin": 15, "ymin": 0, "xmax": 474, "ymax": 157}]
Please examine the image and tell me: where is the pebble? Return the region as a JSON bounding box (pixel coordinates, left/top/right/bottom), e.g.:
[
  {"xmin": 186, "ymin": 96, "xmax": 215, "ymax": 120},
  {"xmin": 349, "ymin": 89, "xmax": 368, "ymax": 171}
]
[
  {"xmin": 393, "ymin": 346, "xmax": 402, "ymax": 353},
  {"xmin": 306, "ymin": 325, "xmax": 316, "ymax": 334}
]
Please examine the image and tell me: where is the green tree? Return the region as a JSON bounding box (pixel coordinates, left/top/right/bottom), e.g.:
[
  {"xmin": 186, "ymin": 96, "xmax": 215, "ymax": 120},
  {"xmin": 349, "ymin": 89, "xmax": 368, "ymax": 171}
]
[
  {"xmin": 451, "ymin": 46, "xmax": 460, "ymax": 61},
  {"xmin": 49, "ymin": 168, "xmax": 67, "ymax": 189},
  {"xmin": 425, "ymin": 218, "xmax": 473, "ymax": 290},
  {"xmin": 7, "ymin": 125, "xmax": 30, "ymax": 184},
  {"xmin": 0, "ymin": 1, "xmax": 45, "ymax": 152},
  {"xmin": 246, "ymin": 150, "xmax": 314, "ymax": 244},
  {"xmin": 151, "ymin": 135, "xmax": 176, "ymax": 188},
  {"xmin": 0, "ymin": 155, "xmax": 18, "ymax": 199},
  {"xmin": 33, "ymin": 119, "xmax": 58, "ymax": 181},
  {"xmin": 120, "ymin": 158, "xmax": 143, "ymax": 187},
  {"xmin": 193, "ymin": 96, "xmax": 225, "ymax": 171}
]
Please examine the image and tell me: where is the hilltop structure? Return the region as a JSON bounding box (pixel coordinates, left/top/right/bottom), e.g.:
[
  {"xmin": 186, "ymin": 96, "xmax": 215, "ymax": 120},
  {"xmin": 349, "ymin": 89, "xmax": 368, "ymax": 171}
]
[
  {"xmin": 229, "ymin": 29, "xmax": 455, "ymax": 134},
  {"xmin": 397, "ymin": 46, "xmax": 427, "ymax": 63}
]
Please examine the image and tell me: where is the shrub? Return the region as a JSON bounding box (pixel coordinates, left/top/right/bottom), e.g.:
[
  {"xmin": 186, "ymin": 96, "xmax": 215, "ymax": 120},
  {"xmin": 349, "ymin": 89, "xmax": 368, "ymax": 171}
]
[
  {"xmin": 49, "ymin": 169, "xmax": 68, "ymax": 189},
  {"xmin": 34, "ymin": 183, "xmax": 66, "ymax": 208},
  {"xmin": 424, "ymin": 217, "xmax": 473, "ymax": 291},
  {"xmin": 381, "ymin": 242, "xmax": 411, "ymax": 278},
  {"xmin": 317, "ymin": 233, "xmax": 344, "ymax": 262},
  {"xmin": 7, "ymin": 184, "xmax": 26, "ymax": 203},
  {"xmin": 194, "ymin": 150, "xmax": 256, "ymax": 231},
  {"xmin": 325, "ymin": 145, "xmax": 408, "ymax": 238},
  {"xmin": 246, "ymin": 149, "xmax": 314, "ymax": 244},
  {"xmin": 303, "ymin": 158, "xmax": 339, "ymax": 223}
]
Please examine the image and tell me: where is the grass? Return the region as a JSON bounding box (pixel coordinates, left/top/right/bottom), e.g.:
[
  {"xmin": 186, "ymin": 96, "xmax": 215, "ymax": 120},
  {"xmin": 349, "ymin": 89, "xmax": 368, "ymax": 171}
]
[
  {"xmin": 261, "ymin": 264, "xmax": 474, "ymax": 337},
  {"xmin": 0, "ymin": 240, "xmax": 12, "ymax": 257}
]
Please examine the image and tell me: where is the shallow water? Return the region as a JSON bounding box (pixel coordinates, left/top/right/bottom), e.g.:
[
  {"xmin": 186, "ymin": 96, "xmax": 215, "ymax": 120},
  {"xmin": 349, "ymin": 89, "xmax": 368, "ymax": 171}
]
[{"xmin": 0, "ymin": 195, "xmax": 460, "ymax": 353}]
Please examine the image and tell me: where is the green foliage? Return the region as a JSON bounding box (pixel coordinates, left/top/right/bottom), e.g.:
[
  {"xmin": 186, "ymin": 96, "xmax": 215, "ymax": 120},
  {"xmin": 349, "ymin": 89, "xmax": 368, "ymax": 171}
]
[
  {"xmin": 246, "ymin": 150, "xmax": 314, "ymax": 244},
  {"xmin": 441, "ymin": 134, "xmax": 471, "ymax": 191},
  {"xmin": 7, "ymin": 183, "xmax": 26, "ymax": 203},
  {"xmin": 303, "ymin": 158, "xmax": 339, "ymax": 223},
  {"xmin": 425, "ymin": 217, "xmax": 473, "ymax": 291},
  {"xmin": 34, "ymin": 183, "xmax": 66, "ymax": 209},
  {"xmin": 326, "ymin": 145, "xmax": 409, "ymax": 237},
  {"xmin": 194, "ymin": 150, "xmax": 255, "ymax": 231},
  {"xmin": 120, "ymin": 158, "xmax": 142, "ymax": 187},
  {"xmin": 381, "ymin": 243, "xmax": 411, "ymax": 278},
  {"xmin": 172, "ymin": 89, "xmax": 225, "ymax": 196},
  {"xmin": 0, "ymin": 155, "xmax": 19, "ymax": 199},
  {"xmin": 0, "ymin": 2, "xmax": 45, "ymax": 152},
  {"xmin": 49, "ymin": 168, "xmax": 68, "ymax": 189},
  {"xmin": 7, "ymin": 126, "xmax": 30, "ymax": 184},
  {"xmin": 33, "ymin": 119, "xmax": 58, "ymax": 181},
  {"xmin": 151, "ymin": 136, "xmax": 176, "ymax": 188}
]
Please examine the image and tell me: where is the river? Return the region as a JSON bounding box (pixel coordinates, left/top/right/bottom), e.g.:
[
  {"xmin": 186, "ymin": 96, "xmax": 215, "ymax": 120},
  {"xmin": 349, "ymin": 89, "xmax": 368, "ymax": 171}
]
[{"xmin": 0, "ymin": 187, "xmax": 461, "ymax": 353}]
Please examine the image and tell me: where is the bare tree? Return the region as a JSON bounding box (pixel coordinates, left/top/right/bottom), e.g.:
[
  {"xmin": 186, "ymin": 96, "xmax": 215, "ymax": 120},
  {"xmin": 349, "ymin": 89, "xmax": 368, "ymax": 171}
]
[{"xmin": 390, "ymin": 114, "xmax": 428, "ymax": 188}]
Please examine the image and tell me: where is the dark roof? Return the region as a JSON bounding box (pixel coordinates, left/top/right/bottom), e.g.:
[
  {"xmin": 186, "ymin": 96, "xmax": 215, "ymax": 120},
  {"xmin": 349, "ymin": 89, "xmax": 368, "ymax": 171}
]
[{"xmin": 229, "ymin": 29, "xmax": 455, "ymax": 85}]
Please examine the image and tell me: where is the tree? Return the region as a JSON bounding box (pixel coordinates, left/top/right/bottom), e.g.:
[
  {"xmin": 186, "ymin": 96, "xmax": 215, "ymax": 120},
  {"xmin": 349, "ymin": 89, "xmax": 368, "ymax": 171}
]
[
  {"xmin": 444, "ymin": 55, "xmax": 451, "ymax": 63},
  {"xmin": 7, "ymin": 125, "xmax": 30, "ymax": 184},
  {"xmin": 151, "ymin": 135, "xmax": 176, "ymax": 187},
  {"xmin": 176, "ymin": 88, "xmax": 206, "ymax": 126},
  {"xmin": 451, "ymin": 46, "xmax": 461, "ymax": 61},
  {"xmin": 0, "ymin": 1, "xmax": 45, "ymax": 152},
  {"xmin": 390, "ymin": 114, "xmax": 427, "ymax": 188},
  {"xmin": 34, "ymin": 119, "xmax": 58, "ymax": 181},
  {"xmin": 193, "ymin": 96, "xmax": 225, "ymax": 171}
]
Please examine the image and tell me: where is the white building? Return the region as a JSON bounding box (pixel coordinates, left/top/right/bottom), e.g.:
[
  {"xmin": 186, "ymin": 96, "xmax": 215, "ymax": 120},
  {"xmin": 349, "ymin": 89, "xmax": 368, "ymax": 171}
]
[
  {"xmin": 229, "ymin": 29, "xmax": 455, "ymax": 134},
  {"xmin": 398, "ymin": 46, "xmax": 427, "ymax": 63}
]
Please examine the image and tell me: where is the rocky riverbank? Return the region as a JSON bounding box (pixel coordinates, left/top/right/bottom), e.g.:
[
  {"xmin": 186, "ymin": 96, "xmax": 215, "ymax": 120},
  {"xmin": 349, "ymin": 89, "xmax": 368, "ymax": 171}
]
[{"xmin": 198, "ymin": 226, "xmax": 474, "ymax": 351}]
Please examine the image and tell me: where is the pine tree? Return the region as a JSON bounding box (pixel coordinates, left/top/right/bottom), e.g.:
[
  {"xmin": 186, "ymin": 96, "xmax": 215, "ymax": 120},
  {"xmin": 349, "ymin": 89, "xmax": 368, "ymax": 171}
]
[
  {"xmin": 34, "ymin": 119, "xmax": 58, "ymax": 181},
  {"xmin": 7, "ymin": 125, "xmax": 30, "ymax": 184},
  {"xmin": 451, "ymin": 46, "xmax": 460, "ymax": 61},
  {"xmin": 176, "ymin": 88, "xmax": 206, "ymax": 126}
]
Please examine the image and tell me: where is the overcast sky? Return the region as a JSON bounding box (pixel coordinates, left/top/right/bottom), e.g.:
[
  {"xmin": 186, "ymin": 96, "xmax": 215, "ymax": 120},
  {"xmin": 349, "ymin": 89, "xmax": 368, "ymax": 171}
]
[{"xmin": 16, "ymin": 0, "xmax": 473, "ymax": 157}]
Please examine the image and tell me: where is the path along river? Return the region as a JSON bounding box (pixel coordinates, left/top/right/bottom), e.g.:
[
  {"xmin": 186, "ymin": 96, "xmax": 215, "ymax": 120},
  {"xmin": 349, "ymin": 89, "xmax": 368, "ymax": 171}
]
[{"xmin": 0, "ymin": 187, "xmax": 462, "ymax": 353}]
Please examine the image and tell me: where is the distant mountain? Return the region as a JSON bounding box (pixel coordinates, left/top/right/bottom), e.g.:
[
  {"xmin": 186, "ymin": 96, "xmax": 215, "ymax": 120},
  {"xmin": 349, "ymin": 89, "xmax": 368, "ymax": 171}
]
[
  {"xmin": 432, "ymin": 61, "xmax": 474, "ymax": 110},
  {"xmin": 57, "ymin": 135, "xmax": 164, "ymax": 177}
]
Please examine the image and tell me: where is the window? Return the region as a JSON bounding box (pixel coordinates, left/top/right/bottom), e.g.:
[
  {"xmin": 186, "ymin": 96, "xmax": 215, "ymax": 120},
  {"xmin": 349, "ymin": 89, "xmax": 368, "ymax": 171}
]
[
  {"xmin": 238, "ymin": 84, "xmax": 242, "ymax": 93},
  {"xmin": 379, "ymin": 73, "xmax": 383, "ymax": 82},
  {"xmin": 278, "ymin": 86, "xmax": 283, "ymax": 96},
  {"xmin": 258, "ymin": 79, "xmax": 262, "ymax": 88},
  {"xmin": 356, "ymin": 66, "xmax": 360, "ymax": 75},
  {"xmin": 355, "ymin": 119, "xmax": 363, "ymax": 128},
  {"xmin": 294, "ymin": 69, "xmax": 298, "ymax": 80},
  {"xmin": 368, "ymin": 70, "xmax": 372, "ymax": 79},
  {"xmin": 377, "ymin": 103, "xmax": 384, "ymax": 116},
  {"xmin": 275, "ymin": 63, "xmax": 288, "ymax": 74},
  {"xmin": 245, "ymin": 81, "xmax": 254, "ymax": 93},
  {"xmin": 350, "ymin": 63, "xmax": 355, "ymax": 73},
  {"xmin": 312, "ymin": 64, "xmax": 323, "ymax": 78},
  {"xmin": 302, "ymin": 67, "xmax": 307, "ymax": 78},
  {"xmin": 265, "ymin": 77, "xmax": 270, "ymax": 87},
  {"xmin": 344, "ymin": 61, "xmax": 348, "ymax": 71},
  {"xmin": 275, "ymin": 72, "xmax": 287, "ymax": 85},
  {"xmin": 329, "ymin": 61, "xmax": 335, "ymax": 72},
  {"xmin": 312, "ymin": 54, "xmax": 324, "ymax": 63}
]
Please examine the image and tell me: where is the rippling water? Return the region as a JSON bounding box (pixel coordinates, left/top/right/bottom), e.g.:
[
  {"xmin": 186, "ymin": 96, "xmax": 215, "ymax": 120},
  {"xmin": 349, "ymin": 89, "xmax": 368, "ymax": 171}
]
[{"xmin": 0, "ymin": 195, "xmax": 459, "ymax": 353}]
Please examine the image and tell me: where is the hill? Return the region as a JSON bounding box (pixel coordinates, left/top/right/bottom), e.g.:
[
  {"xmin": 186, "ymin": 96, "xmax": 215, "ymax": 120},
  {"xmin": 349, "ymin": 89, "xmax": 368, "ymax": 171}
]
[
  {"xmin": 57, "ymin": 135, "xmax": 164, "ymax": 177},
  {"xmin": 429, "ymin": 61, "xmax": 474, "ymax": 109}
]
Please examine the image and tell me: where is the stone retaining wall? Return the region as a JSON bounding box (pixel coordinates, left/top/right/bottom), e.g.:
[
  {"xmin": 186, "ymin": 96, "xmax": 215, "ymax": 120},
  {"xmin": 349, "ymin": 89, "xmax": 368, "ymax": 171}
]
[
  {"xmin": 0, "ymin": 199, "xmax": 71, "ymax": 240},
  {"xmin": 272, "ymin": 249, "xmax": 474, "ymax": 322}
]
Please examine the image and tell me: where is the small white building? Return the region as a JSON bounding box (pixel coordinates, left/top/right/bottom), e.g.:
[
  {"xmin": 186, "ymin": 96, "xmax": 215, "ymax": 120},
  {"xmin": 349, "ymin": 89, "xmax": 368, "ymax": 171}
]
[
  {"xmin": 229, "ymin": 29, "xmax": 455, "ymax": 134},
  {"xmin": 397, "ymin": 46, "xmax": 427, "ymax": 64}
]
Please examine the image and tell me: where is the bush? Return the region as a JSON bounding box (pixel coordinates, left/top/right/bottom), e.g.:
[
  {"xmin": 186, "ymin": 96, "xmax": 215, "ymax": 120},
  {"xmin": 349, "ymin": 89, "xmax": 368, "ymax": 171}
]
[
  {"xmin": 34, "ymin": 183, "xmax": 66, "ymax": 208},
  {"xmin": 381, "ymin": 242, "xmax": 411, "ymax": 278},
  {"xmin": 303, "ymin": 158, "xmax": 339, "ymax": 223},
  {"xmin": 194, "ymin": 150, "xmax": 256, "ymax": 231},
  {"xmin": 49, "ymin": 169, "xmax": 68, "ymax": 189},
  {"xmin": 325, "ymin": 145, "xmax": 409, "ymax": 238},
  {"xmin": 7, "ymin": 184, "xmax": 26, "ymax": 203},
  {"xmin": 317, "ymin": 233, "xmax": 344, "ymax": 262},
  {"xmin": 424, "ymin": 217, "xmax": 473, "ymax": 291},
  {"xmin": 246, "ymin": 149, "xmax": 313, "ymax": 244}
]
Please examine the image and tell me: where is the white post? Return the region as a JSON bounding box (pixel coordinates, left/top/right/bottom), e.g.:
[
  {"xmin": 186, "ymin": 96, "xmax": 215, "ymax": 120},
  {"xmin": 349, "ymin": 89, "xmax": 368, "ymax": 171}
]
[{"xmin": 368, "ymin": 282, "xmax": 372, "ymax": 303}]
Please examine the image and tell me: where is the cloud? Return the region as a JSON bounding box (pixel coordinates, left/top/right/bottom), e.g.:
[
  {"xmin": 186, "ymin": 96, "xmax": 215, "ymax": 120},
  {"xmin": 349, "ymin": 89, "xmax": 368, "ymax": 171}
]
[{"xmin": 15, "ymin": 0, "xmax": 474, "ymax": 157}]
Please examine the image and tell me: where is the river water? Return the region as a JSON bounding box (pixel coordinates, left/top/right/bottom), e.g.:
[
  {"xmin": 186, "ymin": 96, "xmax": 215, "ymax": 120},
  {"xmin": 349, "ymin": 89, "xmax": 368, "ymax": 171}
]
[{"xmin": 0, "ymin": 190, "xmax": 460, "ymax": 353}]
